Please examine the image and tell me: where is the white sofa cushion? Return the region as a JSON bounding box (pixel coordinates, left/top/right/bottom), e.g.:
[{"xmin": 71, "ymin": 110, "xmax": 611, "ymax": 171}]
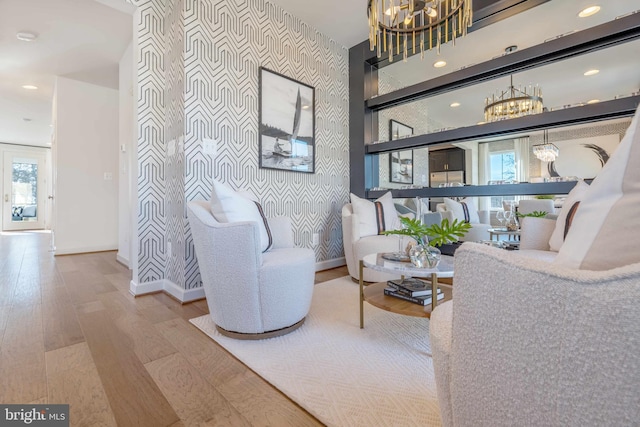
[
  {"xmin": 548, "ymin": 181, "xmax": 589, "ymax": 252},
  {"xmin": 555, "ymin": 105, "xmax": 640, "ymax": 270},
  {"xmin": 210, "ymin": 180, "xmax": 272, "ymax": 252},
  {"xmin": 350, "ymin": 192, "xmax": 400, "ymax": 237},
  {"xmin": 444, "ymin": 198, "xmax": 480, "ymax": 224}
]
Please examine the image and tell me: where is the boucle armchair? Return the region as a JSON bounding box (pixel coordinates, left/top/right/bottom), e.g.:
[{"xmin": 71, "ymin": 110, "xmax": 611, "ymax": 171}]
[
  {"xmin": 429, "ymin": 242, "xmax": 640, "ymax": 426},
  {"xmin": 187, "ymin": 200, "xmax": 314, "ymax": 339}
]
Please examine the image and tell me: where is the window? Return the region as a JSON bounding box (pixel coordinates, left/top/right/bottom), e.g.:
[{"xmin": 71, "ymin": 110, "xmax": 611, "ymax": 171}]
[{"xmin": 490, "ymin": 151, "xmax": 516, "ymax": 209}]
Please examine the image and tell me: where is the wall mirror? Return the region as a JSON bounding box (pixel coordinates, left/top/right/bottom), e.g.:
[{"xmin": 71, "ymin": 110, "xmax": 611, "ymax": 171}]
[{"xmin": 376, "ymin": 0, "xmax": 639, "ymax": 97}]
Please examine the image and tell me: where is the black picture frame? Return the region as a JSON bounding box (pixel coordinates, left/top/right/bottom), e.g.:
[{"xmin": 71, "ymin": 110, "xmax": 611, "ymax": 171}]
[
  {"xmin": 389, "ymin": 150, "xmax": 413, "ymax": 184},
  {"xmin": 389, "ymin": 119, "xmax": 413, "ymax": 141},
  {"xmin": 259, "ymin": 67, "xmax": 316, "ymax": 173}
]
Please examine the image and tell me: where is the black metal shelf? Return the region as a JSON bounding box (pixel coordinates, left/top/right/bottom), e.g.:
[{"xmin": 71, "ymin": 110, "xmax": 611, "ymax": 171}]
[
  {"xmin": 365, "ymin": 96, "xmax": 640, "ymax": 154},
  {"xmin": 367, "ymin": 181, "xmax": 582, "ymax": 199}
]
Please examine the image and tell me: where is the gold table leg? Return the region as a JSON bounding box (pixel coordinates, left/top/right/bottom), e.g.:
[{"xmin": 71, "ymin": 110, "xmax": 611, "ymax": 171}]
[
  {"xmin": 359, "ymin": 260, "xmax": 364, "ymax": 329},
  {"xmin": 431, "ymin": 272, "xmax": 438, "ymax": 312}
]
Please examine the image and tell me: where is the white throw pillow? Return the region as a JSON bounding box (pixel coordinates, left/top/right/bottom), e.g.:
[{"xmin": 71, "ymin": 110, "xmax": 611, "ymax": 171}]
[
  {"xmin": 350, "ymin": 192, "xmax": 401, "ymax": 237},
  {"xmin": 210, "ymin": 180, "xmax": 272, "ymax": 252},
  {"xmin": 554, "ymin": 105, "xmax": 640, "ymax": 270},
  {"xmin": 444, "ymin": 198, "xmax": 480, "ymax": 224},
  {"xmin": 548, "ymin": 181, "xmax": 590, "ymax": 252}
]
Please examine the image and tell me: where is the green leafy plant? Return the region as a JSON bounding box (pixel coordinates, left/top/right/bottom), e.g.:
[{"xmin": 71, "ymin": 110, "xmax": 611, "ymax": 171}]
[
  {"xmin": 384, "ymin": 216, "xmax": 471, "ymax": 247},
  {"xmin": 516, "ymin": 210, "xmax": 548, "ymax": 218},
  {"xmin": 534, "ymin": 194, "xmax": 555, "ymax": 200}
]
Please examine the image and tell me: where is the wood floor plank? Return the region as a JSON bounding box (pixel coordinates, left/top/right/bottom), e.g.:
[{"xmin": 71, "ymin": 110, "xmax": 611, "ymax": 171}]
[
  {"xmin": 76, "ymin": 307, "xmax": 180, "ymax": 427},
  {"xmin": 41, "ymin": 286, "xmax": 85, "ymax": 352},
  {"xmin": 154, "ymin": 318, "xmax": 247, "ymax": 387},
  {"xmin": 151, "ymin": 293, "xmax": 208, "ymax": 321},
  {"xmin": 97, "ymin": 291, "xmax": 178, "ymax": 364},
  {"xmin": 315, "ymin": 265, "xmax": 349, "ymax": 284},
  {"xmin": 145, "ymin": 353, "xmax": 252, "ymax": 427},
  {"xmin": 1, "ymin": 232, "xmax": 345, "ymax": 427},
  {"xmin": 0, "ymin": 303, "xmax": 46, "ymax": 404},
  {"xmin": 216, "ymin": 369, "xmax": 324, "ymax": 427},
  {"xmin": 155, "ymin": 319, "xmax": 321, "ymax": 426},
  {"xmin": 46, "ymin": 343, "xmax": 117, "ymax": 426}
]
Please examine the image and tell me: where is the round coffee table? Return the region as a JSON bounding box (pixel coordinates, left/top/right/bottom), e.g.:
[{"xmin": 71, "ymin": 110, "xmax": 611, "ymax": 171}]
[{"xmin": 359, "ymin": 253, "xmax": 454, "ymax": 329}]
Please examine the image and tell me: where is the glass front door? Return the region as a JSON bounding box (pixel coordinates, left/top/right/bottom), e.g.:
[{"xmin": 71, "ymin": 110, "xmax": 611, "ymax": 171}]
[{"xmin": 3, "ymin": 151, "xmax": 46, "ymax": 231}]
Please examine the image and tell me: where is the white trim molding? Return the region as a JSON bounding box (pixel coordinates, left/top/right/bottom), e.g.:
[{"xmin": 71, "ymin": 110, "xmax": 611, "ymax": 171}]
[
  {"xmin": 129, "ymin": 279, "xmax": 205, "ymax": 303},
  {"xmin": 316, "ymin": 257, "xmax": 346, "ymax": 272},
  {"xmin": 54, "ymin": 245, "xmax": 118, "ymax": 256}
]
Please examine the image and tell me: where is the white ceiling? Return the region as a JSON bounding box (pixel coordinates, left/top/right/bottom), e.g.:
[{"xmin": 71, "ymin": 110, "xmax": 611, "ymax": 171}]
[
  {"xmin": 0, "ymin": 0, "xmax": 638, "ymax": 148},
  {"xmin": 0, "ymin": 0, "xmax": 133, "ymax": 147}
]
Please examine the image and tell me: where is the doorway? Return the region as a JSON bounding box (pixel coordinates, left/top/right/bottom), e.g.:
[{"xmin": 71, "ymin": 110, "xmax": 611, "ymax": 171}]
[{"xmin": 3, "ymin": 150, "xmax": 47, "ymax": 231}]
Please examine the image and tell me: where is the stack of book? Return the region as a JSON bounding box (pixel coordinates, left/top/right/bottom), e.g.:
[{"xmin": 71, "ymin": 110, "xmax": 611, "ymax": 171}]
[{"xmin": 384, "ymin": 278, "xmax": 444, "ymax": 306}]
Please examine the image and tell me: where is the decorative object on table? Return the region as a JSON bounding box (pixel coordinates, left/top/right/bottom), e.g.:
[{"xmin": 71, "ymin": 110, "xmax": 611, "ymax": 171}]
[
  {"xmin": 367, "ymin": 0, "xmax": 473, "ymax": 61},
  {"xmin": 484, "ymin": 66, "xmax": 543, "ymax": 123},
  {"xmin": 259, "ymin": 67, "xmax": 315, "ymax": 173},
  {"xmin": 384, "ymin": 216, "xmax": 471, "ymax": 267}
]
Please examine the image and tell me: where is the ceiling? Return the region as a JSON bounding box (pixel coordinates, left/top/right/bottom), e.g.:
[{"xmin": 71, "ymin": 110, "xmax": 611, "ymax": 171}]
[
  {"xmin": 0, "ymin": 0, "xmax": 133, "ymax": 147},
  {"xmin": 0, "ymin": 0, "xmax": 638, "ymax": 148}
]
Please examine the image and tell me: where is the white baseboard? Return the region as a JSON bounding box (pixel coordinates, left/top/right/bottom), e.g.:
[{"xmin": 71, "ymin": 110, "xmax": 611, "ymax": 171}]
[
  {"xmin": 130, "ymin": 258, "xmax": 346, "ymax": 302},
  {"xmin": 116, "ymin": 252, "xmax": 130, "ymax": 268},
  {"xmin": 129, "ymin": 279, "xmax": 163, "ymax": 296},
  {"xmin": 129, "ymin": 279, "xmax": 205, "ymax": 303},
  {"xmin": 315, "ymin": 257, "xmax": 346, "ymax": 272},
  {"xmin": 55, "ymin": 244, "xmax": 118, "ymax": 255},
  {"xmin": 164, "ymin": 279, "xmax": 206, "ymax": 302}
]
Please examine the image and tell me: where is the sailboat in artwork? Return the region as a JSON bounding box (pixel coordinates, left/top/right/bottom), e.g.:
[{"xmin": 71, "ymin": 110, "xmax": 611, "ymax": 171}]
[{"xmin": 273, "ymin": 88, "xmax": 302, "ymax": 158}]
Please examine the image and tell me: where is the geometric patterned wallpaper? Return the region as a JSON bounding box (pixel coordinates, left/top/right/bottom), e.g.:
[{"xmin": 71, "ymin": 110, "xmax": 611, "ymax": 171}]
[
  {"xmin": 131, "ymin": 0, "xmax": 350, "ymax": 290},
  {"xmin": 132, "ymin": 0, "xmax": 167, "ymax": 283}
]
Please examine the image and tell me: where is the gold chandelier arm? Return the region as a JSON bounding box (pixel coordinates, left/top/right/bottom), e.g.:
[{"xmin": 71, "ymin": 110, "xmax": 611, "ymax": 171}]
[{"xmin": 376, "ymin": 1, "xmax": 466, "ymax": 34}]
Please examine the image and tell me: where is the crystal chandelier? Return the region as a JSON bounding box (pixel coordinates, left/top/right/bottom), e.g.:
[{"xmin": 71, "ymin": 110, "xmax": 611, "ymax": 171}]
[
  {"xmin": 533, "ymin": 130, "xmax": 559, "ymax": 162},
  {"xmin": 484, "ymin": 75, "xmax": 544, "ymax": 122},
  {"xmin": 367, "ymin": 0, "xmax": 473, "ymax": 62}
]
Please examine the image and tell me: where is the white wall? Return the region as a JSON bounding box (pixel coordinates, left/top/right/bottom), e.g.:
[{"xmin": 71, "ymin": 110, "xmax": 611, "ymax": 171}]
[
  {"xmin": 53, "ymin": 76, "xmax": 119, "ymax": 254},
  {"xmin": 117, "ymin": 42, "xmax": 134, "ymax": 267}
]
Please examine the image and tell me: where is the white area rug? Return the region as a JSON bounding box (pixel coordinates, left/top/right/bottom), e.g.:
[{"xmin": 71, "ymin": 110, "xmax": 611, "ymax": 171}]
[{"xmin": 190, "ymin": 276, "xmax": 442, "ymax": 427}]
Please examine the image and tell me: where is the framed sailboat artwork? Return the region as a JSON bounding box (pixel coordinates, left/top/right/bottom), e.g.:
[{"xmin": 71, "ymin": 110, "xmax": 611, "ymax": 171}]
[{"xmin": 259, "ymin": 67, "xmax": 316, "ymax": 173}]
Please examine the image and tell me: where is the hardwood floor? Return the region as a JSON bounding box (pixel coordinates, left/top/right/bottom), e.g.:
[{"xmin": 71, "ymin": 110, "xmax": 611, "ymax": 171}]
[{"xmin": 0, "ymin": 231, "xmax": 349, "ymax": 426}]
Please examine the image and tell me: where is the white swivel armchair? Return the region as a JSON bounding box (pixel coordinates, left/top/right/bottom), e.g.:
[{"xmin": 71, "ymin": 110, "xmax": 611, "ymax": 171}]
[
  {"xmin": 342, "ymin": 203, "xmax": 403, "ymax": 282},
  {"xmin": 429, "ymin": 239, "xmax": 640, "ymax": 426},
  {"xmin": 436, "ymin": 203, "xmax": 492, "ymax": 242},
  {"xmin": 187, "ymin": 201, "xmax": 315, "ymax": 339}
]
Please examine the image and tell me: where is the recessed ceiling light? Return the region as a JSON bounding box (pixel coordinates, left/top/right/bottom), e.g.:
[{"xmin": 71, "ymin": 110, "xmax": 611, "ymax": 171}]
[
  {"xmin": 433, "ymin": 60, "xmax": 447, "ymax": 68},
  {"xmin": 22, "ymin": 85, "xmax": 38, "ymax": 90},
  {"xmin": 584, "ymin": 69, "xmax": 599, "ymax": 76},
  {"xmin": 587, "ymin": 99, "xmax": 600, "ymax": 104},
  {"xmin": 450, "ymin": 102, "xmax": 461, "ymax": 108},
  {"xmin": 578, "ymin": 6, "xmax": 600, "ymax": 18},
  {"xmin": 16, "ymin": 31, "xmax": 38, "ymax": 42},
  {"xmin": 302, "ymin": 105, "xmax": 310, "ymax": 110}
]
